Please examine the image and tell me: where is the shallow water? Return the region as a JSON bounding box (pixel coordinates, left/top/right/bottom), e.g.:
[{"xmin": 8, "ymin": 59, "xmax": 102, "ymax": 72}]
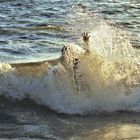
[
  {"xmin": 0, "ymin": 0, "xmax": 140, "ymax": 139},
  {"xmin": 0, "ymin": 97, "xmax": 140, "ymax": 140}
]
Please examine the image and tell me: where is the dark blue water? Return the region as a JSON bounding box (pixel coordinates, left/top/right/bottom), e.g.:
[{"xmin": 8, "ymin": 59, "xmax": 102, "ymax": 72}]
[{"xmin": 0, "ymin": 0, "xmax": 139, "ymax": 63}]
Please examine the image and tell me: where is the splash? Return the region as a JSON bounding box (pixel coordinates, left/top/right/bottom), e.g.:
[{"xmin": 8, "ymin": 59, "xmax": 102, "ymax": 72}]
[
  {"xmin": 0, "ymin": 23, "xmax": 140, "ymax": 114},
  {"xmin": 43, "ymin": 23, "xmax": 140, "ymax": 114}
]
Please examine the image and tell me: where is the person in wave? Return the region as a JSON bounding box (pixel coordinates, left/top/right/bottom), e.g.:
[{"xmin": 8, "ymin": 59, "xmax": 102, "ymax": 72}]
[{"xmin": 61, "ymin": 32, "xmax": 91, "ymax": 91}]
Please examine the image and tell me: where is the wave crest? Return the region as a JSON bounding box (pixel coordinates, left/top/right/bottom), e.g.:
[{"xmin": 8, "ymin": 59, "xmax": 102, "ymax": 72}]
[{"xmin": 0, "ymin": 23, "xmax": 140, "ymax": 114}]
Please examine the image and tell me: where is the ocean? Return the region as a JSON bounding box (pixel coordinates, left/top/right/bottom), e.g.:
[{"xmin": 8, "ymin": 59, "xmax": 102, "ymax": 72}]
[{"xmin": 0, "ymin": 0, "xmax": 140, "ymax": 139}]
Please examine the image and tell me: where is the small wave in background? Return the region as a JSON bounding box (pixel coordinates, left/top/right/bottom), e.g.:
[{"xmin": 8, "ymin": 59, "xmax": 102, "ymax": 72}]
[{"xmin": 0, "ymin": 0, "xmax": 140, "ymax": 63}]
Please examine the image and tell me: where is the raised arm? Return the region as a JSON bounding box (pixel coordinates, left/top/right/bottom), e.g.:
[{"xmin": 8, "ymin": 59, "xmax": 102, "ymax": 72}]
[{"xmin": 81, "ymin": 32, "xmax": 91, "ymax": 53}]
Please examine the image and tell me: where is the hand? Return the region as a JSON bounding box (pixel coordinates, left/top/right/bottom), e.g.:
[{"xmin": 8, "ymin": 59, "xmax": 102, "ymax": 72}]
[{"xmin": 81, "ymin": 32, "xmax": 90, "ymax": 42}]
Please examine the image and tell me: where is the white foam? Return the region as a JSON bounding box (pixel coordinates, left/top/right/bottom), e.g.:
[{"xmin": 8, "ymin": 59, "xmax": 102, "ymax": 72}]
[{"xmin": 0, "ymin": 23, "xmax": 140, "ymax": 115}]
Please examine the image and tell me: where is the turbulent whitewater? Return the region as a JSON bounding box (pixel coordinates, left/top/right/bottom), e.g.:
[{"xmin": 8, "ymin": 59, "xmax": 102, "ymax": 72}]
[{"xmin": 0, "ymin": 23, "xmax": 140, "ymax": 114}]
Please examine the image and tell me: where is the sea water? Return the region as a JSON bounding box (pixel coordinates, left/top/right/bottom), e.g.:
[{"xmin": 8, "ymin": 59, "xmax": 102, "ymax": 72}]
[{"xmin": 0, "ymin": 0, "xmax": 140, "ymax": 139}]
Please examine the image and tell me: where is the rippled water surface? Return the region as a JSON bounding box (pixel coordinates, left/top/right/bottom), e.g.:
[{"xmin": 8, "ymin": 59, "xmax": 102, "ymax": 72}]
[
  {"xmin": 0, "ymin": 0, "xmax": 140, "ymax": 140},
  {"xmin": 0, "ymin": 97, "xmax": 140, "ymax": 140},
  {"xmin": 0, "ymin": 0, "xmax": 140, "ymax": 62}
]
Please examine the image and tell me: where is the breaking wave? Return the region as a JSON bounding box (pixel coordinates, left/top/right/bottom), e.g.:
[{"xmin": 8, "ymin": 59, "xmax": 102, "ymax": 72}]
[{"xmin": 0, "ymin": 23, "xmax": 140, "ymax": 115}]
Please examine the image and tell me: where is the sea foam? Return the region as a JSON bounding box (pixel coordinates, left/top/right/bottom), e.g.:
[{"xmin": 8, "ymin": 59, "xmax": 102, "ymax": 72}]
[{"xmin": 0, "ymin": 23, "xmax": 140, "ymax": 115}]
